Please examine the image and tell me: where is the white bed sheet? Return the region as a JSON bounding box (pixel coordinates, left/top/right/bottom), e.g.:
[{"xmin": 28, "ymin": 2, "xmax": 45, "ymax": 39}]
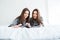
[{"xmin": 0, "ymin": 25, "xmax": 60, "ymax": 40}]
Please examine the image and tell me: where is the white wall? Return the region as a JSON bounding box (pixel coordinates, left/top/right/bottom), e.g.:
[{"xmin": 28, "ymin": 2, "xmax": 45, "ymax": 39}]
[
  {"xmin": 0, "ymin": 0, "xmax": 48, "ymax": 26},
  {"xmin": 0, "ymin": 0, "xmax": 17, "ymax": 25},
  {"xmin": 48, "ymin": 0, "xmax": 60, "ymax": 25}
]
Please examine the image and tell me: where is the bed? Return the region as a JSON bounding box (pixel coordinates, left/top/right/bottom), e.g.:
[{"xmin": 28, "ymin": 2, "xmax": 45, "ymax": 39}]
[{"xmin": 0, "ymin": 25, "xmax": 60, "ymax": 40}]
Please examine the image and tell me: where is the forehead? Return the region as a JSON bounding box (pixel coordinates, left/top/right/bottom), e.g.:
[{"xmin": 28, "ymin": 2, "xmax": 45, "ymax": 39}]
[
  {"xmin": 34, "ymin": 11, "xmax": 37, "ymax": 13},
  {"xmin": 25, "ymin": 11, "xmax": 29, "ymax": 13}
]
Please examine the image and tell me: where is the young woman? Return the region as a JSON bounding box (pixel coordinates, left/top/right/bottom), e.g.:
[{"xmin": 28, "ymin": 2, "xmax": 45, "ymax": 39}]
[
  {"xmin": 30, "ymin": 9, "xmax": 44, "ymax": 27},
  {"xmin": 8, "ymin": 8, "xmax": 31, "ymax": 28}
]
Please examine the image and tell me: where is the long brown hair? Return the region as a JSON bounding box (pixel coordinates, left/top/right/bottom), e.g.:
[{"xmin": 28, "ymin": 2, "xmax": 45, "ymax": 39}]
[
  {"xmin": 16, "ymin": 8, "xmax": 30, "ymax": 24},
  {"xmin": 32, "ymin": 9, "xmax": 43, "ymax": 25}
]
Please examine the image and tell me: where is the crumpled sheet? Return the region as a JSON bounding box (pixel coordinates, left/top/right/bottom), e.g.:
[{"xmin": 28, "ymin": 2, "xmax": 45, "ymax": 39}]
[{"xmin": 0, "ymin": 25, "xmax": 60, "ymax": 40}]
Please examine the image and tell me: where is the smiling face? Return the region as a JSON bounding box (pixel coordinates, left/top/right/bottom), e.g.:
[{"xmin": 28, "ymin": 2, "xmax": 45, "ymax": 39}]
[
  {"xmin": 32, "ymin": 11, "xmax": 38, "ymax": 19},
  {"xmin": 24, "ymin": 11, "xmax": 29, "ymax": 19},
  {"xmin": 31, "ymin": 9, "xmax": 43, "ymax": 25}
]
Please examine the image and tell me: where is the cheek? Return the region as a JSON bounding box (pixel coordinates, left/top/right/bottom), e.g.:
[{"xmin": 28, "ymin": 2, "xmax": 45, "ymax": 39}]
[
  {"xmin": 26, "ymin": 14, "xmax": 29, "ymax": 17},
  {"xmin": 24, "ymin": 14, "xmax": 28, "ymax": 17},
  {"xmin": 35, "ymin": 15, "xmax": 37, "ymax": 17},
  {"xmin": 26, "ymin": 15, "xmax": 28, "ymax": 17},
  {"xmin": 33, "ymin": 14, "xmax": 37, "ymax": 17}
]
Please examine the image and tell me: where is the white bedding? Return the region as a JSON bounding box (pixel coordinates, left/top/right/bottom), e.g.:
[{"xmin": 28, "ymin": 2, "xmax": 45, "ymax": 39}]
[{"xmin": 0, "ymin": 25, "xmax": 60, "ymax": 40}]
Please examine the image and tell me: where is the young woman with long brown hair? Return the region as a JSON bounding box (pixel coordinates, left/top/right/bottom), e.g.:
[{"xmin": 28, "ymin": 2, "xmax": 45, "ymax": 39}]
[
  {"xmin": 8, "ymin": 8, "xmax": 31, "ymax": 28},
  {"xmin": 30, "ymin": 9, "xmax": 44, "ymax": 27}
]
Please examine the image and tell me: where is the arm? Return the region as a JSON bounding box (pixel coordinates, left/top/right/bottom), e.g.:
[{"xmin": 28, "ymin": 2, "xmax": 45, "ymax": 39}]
[
  {"xmin": 8, "ymin": 19, "xmax": 18, "ymax": 27},
  {"xmin": 8, "ymin": 18, "xmax": 21, "ymax": 27},
  {"xmin": 8, "ymin": 18, "xmax": 22, "ymax": 28},
  {"xmin": 26, "ymin": 23, "xmax": 31, "ymax": 28}
]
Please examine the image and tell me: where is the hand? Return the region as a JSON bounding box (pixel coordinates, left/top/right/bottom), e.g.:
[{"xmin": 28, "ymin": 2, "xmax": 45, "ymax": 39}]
[
  {"xmin": 39, "ymin": 24, "xmax": 44, "ymax": 27},
  {"xmin": 18, "ymin": 24, "xmax": 22, "ymax": 27},
  {"xmin": 26, "ymin": 23, "xmax": 31, "ymax": 28},
  {"xmin": 12, "ymin": 24, "xmax": 22, "ymax": 28},
  {"xmin": 13, "ymin": 25, "xmax": 19, "ymax": 28}
]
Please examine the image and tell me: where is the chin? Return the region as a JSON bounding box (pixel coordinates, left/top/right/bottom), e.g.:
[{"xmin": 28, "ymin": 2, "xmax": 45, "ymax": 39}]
[{"xmin": 33, "ymin": 18, "xmax": 36, "ymax": 19}]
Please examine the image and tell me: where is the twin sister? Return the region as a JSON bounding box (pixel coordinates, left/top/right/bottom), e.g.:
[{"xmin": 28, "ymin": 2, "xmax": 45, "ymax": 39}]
[{"xmin": 8, "ymin": 8, "xmax": 44, "ymax": 28}]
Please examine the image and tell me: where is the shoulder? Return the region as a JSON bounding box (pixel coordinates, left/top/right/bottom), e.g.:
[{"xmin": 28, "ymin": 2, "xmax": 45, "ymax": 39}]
[
  {"xmin": 15, "ymin": 16, "xmax": 21, "ymax": 21},
  {"xmin": 30, "ymin": 18, "xmax": 33, "ymax": 21},
  {"xmin": 13, "ymin": 18, "xmax": 20, "ymax": 22},
  {"xmin": 15, "ymin": 18, "xmax": 19, "ymax": 21},
  {"xmin": 40, "ymin": 16, "xmax": 43, "ymax": 21},
  {"xmin": 40, "ymin": 16, "xmax": 42, "ymax": 19}
]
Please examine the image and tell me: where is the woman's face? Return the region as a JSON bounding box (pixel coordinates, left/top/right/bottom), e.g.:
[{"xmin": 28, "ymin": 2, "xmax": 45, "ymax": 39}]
[
  {"xmin": 33, "ymin": 11, "xmax": 38, "ymax": 19},
  {"xmin": 24, "ymin": 11, "xmax": 29, "ymax": 19}
]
